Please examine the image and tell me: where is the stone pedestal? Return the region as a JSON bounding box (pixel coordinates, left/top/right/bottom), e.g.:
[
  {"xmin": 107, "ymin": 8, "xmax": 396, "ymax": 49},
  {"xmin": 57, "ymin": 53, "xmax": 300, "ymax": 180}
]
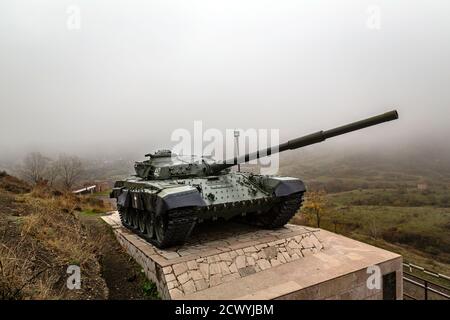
[{"xmin": 102, "ymin": 212, "xmax": 402, "ymax": 300}]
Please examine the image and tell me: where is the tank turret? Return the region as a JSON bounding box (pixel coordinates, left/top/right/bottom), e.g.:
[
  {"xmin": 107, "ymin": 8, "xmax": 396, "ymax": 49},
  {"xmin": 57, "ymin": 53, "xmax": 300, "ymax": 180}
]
[{"xmin": 134, "ymin": 110, "xmax": 399, "ymax": 179}]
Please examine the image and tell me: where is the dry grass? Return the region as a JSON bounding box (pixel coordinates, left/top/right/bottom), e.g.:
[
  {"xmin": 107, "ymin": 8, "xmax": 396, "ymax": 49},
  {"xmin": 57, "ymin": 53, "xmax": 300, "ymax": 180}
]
[
  {"xmin": 0, "ymin": 174, "xmax": 109, "ymax": 299},
  {"xmin": 30, "ymin": 184, "xmax": 113, "ymax": 214},
  {"xmin": 0, "ymin": 240, "xmax": 61, "ymax": 300},
  {"xmin": 0, "ymin": 172, "xmax": 31, "ymax": 194},
  {"xmin": 21, "ymin": 196, "xmax": 97, "ymax": 268}
]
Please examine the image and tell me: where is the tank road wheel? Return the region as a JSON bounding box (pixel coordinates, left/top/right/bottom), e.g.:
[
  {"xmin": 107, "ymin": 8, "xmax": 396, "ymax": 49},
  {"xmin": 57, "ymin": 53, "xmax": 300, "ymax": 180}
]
[
  {"xmin": 154, "ymin": 212, "xmax": 167, "ymax": 245},
  {"xmin": 256, "ymin": 192, "xmax": 304, "ymax": 228},
  {"xmin": 152, "ymin": 208, "xmax": 198, "ymax": 249},
  {"xmin": 137, "ymin": 211, "xmax": 147, "ymax": 234},
  {"xmin": 120, "ymin": 206, "xmax": 197, "ymax": 248},
  {"xmin": 128, "ymin": 209, "xmax": 139, "ymax": 229},
  {"xmin": 125, "ymin": 210, "xmax": 133, "ymax": 227},
  {"xmin": 144, "ymin": 211, "xmax": 155, "ymax": 239}
]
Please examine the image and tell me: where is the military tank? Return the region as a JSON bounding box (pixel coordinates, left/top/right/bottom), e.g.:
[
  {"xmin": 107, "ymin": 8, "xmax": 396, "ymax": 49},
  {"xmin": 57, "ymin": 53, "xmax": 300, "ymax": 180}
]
[{"xmin": 111, "ymin": 110, "xmax": 398, "ymax": 248}]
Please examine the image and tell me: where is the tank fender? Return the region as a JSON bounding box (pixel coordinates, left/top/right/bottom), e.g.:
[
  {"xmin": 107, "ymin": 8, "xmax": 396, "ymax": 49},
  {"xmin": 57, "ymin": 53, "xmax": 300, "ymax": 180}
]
[
  {"xmin": 117, "ymin": 189, "xmax": 131, "ymax": 207},
  {"xmin": 155, "ymin": 186, "xmax": 206, "ymax": 214},
  {"xmin": 259, "ymin": 176, "xmax": 306, "ymax": 197},
  {"xmin": 112, "ymin": 188, "xmax": 145, "ymax": 210},
  {"xmin": 110, "ymin": 187, "xmax": 123, "ymax": 199}
]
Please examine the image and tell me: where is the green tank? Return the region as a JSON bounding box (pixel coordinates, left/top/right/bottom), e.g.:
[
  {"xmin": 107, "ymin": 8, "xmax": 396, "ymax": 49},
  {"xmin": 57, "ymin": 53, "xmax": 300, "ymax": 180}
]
[{"xmin": 110, "ymin": 110, "xmax": 398, "ymax": 248}]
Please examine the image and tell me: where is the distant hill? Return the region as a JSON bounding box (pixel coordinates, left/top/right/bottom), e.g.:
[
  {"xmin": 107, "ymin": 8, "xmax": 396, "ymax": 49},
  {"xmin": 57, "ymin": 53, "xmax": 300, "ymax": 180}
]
[{"xmin": 279, "ymin": 146, "xmax": 450, "ymax": 193}]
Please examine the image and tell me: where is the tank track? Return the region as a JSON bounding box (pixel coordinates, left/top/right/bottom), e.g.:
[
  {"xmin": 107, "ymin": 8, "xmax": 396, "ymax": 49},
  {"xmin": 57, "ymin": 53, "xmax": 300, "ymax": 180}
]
[
  {"xmin": 253, "ymin": 192, "xmax": 304, "ymax": 228},
  {"xmin": 118, "ymin": 205, "xmax": 132, "ymax": 228},
  {"xmin": 154, "ymin": 208, "xmax": 198, "ymax": 248},
  {"xmin": 118, "ymin": 205, "xmax": 197, "ymax": 248}
]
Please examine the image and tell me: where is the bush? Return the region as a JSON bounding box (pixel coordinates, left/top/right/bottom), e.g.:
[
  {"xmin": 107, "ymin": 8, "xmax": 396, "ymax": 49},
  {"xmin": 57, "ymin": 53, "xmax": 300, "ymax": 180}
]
[
  {"xmin": 381, "ymin": 228, "xmax": 448, "ymax": 254},
  {"xmin": 0, "ymin": 173, "xmax": 31, "ymax": 194},
  {"xmin": 142, "ymin": 280, "xmax": 159, "ymax": 299}
]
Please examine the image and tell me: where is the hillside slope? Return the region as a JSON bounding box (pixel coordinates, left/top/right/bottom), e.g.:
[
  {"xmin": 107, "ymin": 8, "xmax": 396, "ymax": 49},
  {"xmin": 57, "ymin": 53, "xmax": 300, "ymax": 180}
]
[{"xmin": 0, "ymin": 172, "xmax": 156, "ymax": 300}]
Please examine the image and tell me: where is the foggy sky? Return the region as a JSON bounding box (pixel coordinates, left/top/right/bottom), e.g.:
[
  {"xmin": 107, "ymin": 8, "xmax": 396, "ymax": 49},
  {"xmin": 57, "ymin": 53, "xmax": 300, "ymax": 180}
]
[{"xmin": 1, "ymin": 0, "xmax": 449, "ymax": 161}]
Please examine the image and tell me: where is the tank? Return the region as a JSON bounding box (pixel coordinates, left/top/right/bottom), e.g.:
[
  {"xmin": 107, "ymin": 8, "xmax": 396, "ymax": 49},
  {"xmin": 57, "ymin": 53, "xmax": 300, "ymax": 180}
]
[{"xmin": 110, "ymin": 110, "xmax": 399, "ymax": 248}]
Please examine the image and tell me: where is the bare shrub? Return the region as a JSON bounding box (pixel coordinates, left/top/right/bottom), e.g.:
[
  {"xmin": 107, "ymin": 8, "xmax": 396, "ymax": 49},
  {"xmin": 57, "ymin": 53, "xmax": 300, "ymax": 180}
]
[
  {"xmin": 302, "ymin": 190, "xmax": 328, "ymax": 228},
  {"xmin": 18, "ymin": 152, "xmax": 50, "ymax": 185},
  {"xmin": 56, "ymin": 155, "xmax": 83, "ymax": 190},
  {"xmin": 45, "ymin": 161, "xmax": 60, "ymax": 188}
]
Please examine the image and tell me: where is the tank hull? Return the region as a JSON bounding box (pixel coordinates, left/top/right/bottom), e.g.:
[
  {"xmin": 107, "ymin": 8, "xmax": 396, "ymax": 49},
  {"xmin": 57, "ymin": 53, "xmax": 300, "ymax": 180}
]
[{"xmin": 110, "ymin": 172, "xmax": 305, "ymax": 248}]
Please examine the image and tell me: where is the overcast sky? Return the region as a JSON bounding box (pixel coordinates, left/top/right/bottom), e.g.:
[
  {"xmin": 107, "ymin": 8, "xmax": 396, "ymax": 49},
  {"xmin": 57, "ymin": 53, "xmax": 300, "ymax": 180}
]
[{"xmin": 0, "ymin": 0, "xmax": 449, "ymax": 160}]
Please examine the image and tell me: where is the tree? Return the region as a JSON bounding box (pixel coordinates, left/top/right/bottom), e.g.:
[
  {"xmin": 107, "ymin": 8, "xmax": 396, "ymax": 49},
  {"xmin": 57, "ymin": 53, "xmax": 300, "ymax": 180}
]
[
  {"xmin": 303, "ymin": 190, "xmax": 327, "ymax": 228},
  {"xmin": 57, "ymin": 155, "xmax": 83, "ymax": 190},
  {"xmin": 44, "ymin": 161, "xmax": 60, "ymax": 187},
  {"xmin": 19, "ymin": 152, "xmax": 50, "ymax": 184}
]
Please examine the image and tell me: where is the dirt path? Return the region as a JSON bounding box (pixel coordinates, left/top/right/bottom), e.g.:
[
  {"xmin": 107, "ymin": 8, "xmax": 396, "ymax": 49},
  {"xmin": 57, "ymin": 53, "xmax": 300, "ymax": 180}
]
[{"xmin": 79, "ymin": 213, "xmax": 158, "ymax": 299}]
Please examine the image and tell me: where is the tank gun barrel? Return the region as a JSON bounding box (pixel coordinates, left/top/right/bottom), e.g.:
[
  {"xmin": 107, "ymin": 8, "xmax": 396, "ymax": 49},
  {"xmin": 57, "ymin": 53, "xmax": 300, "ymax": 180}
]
[{"xmin": 209, "ymin": 110, "xmax": 398, "ymax": 173}]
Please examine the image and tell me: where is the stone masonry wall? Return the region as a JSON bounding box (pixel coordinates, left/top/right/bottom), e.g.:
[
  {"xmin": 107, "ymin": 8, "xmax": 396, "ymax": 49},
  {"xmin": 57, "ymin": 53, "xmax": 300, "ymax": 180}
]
[
  {"xmin": 164, "ymin": 232, "xmax": 323, "ymax": 298},
  {"xmin": 103, "ymin": 212, "xmax": 402, "ymax": 300},
  {"xmin": 103, "ymin": 213, "xmax": 323, "ymax": 299}
]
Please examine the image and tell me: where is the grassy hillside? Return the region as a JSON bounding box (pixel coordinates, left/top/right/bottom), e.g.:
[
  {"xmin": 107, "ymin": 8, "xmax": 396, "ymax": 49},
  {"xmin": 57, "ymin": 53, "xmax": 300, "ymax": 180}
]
[
  {"xmin": 0, "ymin": 171, "xmax": 156, "ymax": 300},
  {"xmin": 284, "ymin": 148, "xmax": 450, "ymax": 277},
  {"xmin": 0, "ymin": 175, "xmax": 107, "ymax": 299}
]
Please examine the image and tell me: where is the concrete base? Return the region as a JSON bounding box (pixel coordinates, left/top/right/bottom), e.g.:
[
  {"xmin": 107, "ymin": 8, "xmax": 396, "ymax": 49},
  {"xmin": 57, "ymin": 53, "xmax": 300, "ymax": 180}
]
[{"xmin": 102, "ymin": 212, "xmax": 402, "ymax": 300}]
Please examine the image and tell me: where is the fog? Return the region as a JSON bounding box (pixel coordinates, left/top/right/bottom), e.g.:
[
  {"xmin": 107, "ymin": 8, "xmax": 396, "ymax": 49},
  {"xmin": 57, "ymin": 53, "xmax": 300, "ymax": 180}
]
[{"xmin": 1, "ymin": 0, "xmax": 449, "ymax": 163}]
